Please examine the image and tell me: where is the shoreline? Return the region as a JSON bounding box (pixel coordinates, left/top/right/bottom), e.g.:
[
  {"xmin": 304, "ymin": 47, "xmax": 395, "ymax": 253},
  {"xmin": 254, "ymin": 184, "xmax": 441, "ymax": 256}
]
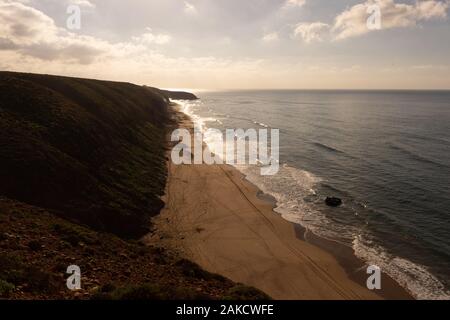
[
  {"xmin": 251, "ymin": 176, "xmax": 412, "ymax": 300},
  {"xmin": 146, "ymin": 105, "xmax": 413, "ymax": 300}
]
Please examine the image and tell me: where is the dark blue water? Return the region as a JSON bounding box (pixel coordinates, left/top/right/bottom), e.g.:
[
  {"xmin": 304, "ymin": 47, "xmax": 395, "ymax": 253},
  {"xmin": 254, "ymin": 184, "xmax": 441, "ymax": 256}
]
[{"xmin": 180, "ymin": 90, "xmax": 450, "ymax": 299}]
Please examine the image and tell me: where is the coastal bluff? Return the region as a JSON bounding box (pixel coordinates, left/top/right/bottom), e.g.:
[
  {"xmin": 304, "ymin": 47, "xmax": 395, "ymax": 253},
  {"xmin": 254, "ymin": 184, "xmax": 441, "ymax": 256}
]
[
  {"xmin": 160, "ymin": 90, "xmax": 198, "ymax": 101},
  {"xmin": 0, "ymin": 71, "xmax": 267, "ymax": 300}
]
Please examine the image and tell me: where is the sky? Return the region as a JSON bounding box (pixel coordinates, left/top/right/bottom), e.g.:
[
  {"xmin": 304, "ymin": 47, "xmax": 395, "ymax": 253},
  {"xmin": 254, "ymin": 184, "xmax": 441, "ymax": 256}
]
[{"xmin": 0, "ymin": 0, "xmax": 450, "ymax": 89}]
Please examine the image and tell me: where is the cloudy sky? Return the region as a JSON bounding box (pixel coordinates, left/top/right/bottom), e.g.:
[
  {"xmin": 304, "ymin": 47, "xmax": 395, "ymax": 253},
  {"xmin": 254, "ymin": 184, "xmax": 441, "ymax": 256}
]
[{"xmin": 1, "ymin": 0, "xmax": 449, "ymax": 89}]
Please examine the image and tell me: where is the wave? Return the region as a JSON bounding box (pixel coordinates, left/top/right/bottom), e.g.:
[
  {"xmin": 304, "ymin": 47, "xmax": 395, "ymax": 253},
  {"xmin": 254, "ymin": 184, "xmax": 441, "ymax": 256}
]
[
  {"xmin": 353, "ymin": 236, "xmax": 450, "ymax": 300},
  {"xmin": 312, "ymin": 142, "xmax": 345, "ymax": 154},
  {"xmin": 177, "ymin": 99, "xmax": 223, "ymax": 131},
  {"xmin": 253, "ymin": 120, "xmax": 269, "ymax": 128},
  {"xmin": 404, "ymin": 132, "xmax": 450, "ymax": 147},
  {"xmin": 237, "ymin": 100, "xmax": 254, "ymax": 105},
  {"xmin": 389, "ymin": 142, "xmax": 449, "ymax": 169},
  {"xmin": 205, "ymin": 111, "xmax": 271, "ymax": 129}
]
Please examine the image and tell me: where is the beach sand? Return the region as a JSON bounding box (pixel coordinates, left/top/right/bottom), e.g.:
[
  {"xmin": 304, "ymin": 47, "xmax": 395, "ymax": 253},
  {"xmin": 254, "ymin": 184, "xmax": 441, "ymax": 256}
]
[{"xmin": 146, "ymin": 108, "xmax": 411, "ymax": 300}]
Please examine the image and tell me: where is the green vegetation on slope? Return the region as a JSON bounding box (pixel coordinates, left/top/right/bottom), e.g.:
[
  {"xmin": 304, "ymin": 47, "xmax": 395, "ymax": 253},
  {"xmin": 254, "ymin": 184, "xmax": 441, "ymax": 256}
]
[{"xmin": 0, "ymin": 72, "xmax": 169, "ymax": 238}]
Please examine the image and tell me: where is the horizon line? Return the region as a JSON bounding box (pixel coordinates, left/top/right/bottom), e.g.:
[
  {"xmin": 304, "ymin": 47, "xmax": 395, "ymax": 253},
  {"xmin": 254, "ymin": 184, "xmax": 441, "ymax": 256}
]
[{"xmin": 167, "ymin": 88, "xmax": 450, "ymax": 93}]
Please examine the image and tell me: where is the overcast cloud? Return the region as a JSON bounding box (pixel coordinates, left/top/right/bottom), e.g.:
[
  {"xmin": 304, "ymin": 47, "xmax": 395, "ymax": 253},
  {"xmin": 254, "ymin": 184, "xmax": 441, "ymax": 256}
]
[{"xmin": 0, "ymin": 0, "xmax": 449, "ymax": 89}]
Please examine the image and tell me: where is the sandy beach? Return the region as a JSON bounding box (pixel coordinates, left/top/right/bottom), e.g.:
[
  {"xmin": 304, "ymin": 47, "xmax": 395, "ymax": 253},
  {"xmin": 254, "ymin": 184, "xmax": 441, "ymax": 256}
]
[{"xmin": 146, "ymin": 108, "xmax": 411, "ymax": 300}]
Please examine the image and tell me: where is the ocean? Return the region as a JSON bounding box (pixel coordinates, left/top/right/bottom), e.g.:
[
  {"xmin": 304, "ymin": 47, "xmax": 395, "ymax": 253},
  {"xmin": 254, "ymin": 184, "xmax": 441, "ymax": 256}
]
[{"xmin": 177, "ymin": 90, "xmax": 450, "ymax": 300}]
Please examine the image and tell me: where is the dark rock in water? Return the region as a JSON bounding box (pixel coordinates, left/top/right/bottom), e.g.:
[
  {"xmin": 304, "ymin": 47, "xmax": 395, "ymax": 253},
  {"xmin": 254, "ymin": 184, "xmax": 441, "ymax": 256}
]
[{"xmin": 325, "ymin": 197, "xmax": 342, "ymax": 207}]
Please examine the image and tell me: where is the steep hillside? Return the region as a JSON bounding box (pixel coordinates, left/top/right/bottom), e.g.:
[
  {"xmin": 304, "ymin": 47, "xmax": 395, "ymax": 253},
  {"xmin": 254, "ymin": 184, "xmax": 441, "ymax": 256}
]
[{"xmin": 0, "ymin": 72, "xmax": 169, "ymax": 238}]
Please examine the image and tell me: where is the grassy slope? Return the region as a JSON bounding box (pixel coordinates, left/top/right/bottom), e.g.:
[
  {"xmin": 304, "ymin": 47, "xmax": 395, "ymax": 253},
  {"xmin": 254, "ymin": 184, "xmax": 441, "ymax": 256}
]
[
  {"xmin": 0, "ymin": 72, "xmax": 169, "ymax": 238},
  {"xmin": 0, "ymin": 72, "xmax": 269, "ymax": 300}
]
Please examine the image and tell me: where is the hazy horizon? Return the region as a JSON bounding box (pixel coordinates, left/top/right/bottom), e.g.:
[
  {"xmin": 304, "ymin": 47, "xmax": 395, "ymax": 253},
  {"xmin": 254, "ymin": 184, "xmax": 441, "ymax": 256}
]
[{"xmin": 1, "ymin": 0, "xmax": 450, "ymax": 90}]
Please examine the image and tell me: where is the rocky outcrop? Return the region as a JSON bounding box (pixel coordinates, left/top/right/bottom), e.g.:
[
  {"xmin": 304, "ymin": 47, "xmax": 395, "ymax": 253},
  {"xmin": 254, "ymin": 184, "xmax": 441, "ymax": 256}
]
[
  {"xmin": 160, "ymin": 90, "xmax": 198, "ymax": 100},
  {"xmin": 325, "ymin": 197, "xmax": 343, "ymax": 207}
]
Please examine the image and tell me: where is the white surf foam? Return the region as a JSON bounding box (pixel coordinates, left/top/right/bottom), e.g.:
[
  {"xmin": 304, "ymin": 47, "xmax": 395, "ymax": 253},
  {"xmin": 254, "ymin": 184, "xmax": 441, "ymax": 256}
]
[
  {"xmin": 253, "ymin": 120, "xmax": 269, "ymax": 128},
  {"xmin": 353, "ymin": 235, "xmax": 450, "ymax": 300}
]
